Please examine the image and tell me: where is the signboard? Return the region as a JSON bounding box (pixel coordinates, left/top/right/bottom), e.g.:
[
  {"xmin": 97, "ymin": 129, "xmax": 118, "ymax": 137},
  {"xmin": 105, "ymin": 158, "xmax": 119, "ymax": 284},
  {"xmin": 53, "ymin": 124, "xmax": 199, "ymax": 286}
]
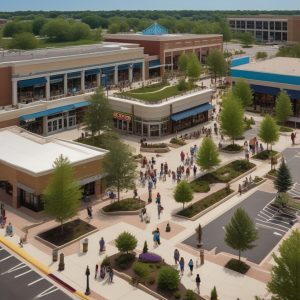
[{"xmin": 113, "ymin": 112, "xmax": 132, "ymax": 122}]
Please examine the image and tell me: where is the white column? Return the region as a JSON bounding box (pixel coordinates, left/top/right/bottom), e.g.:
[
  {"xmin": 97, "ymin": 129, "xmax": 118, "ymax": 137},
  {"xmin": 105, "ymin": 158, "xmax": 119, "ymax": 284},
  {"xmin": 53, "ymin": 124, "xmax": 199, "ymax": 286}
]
[
  {"xmin": 64, "ymin": 74, "xmax": 68, "ymax": 95},
  {"xmin": 142, "ymin": 63, "xmax": 145, "ymax": 82},
  {"xmin": 42, "ymin": 116, "xmax": 48, "ymax": 136},
  {"xmin": 12, "ymin": 80, "xmax": 18, "ymax": 106},
  {"xmin": 46, "ymin": 76, "xmax": 50, "ymax": 100},
  {"xmin": 97, "ymin": 72, "xmax": 101, "ymax": 87},
  {"xmin": 81, "ymin": 70, "xmax": 85, "ymax": 92},
  {"xmin": 129, "ymin": 65, "xmax": 133, "ymax": 83},
  {"xmin": 114, "ymin": 65, "xmax": 118, "ymax": 85}
]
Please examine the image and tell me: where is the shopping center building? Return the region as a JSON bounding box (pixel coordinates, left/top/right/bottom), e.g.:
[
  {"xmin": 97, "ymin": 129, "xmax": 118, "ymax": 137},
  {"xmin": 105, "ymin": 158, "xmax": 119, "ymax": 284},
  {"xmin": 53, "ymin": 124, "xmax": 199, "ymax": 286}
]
[
  {"xmin": 231, "ymin": 57, "xmax": 300, "ymax": 120},
  {"xmin": 0, "ymin": 126, "xmax": 108, "ymax": 212}
]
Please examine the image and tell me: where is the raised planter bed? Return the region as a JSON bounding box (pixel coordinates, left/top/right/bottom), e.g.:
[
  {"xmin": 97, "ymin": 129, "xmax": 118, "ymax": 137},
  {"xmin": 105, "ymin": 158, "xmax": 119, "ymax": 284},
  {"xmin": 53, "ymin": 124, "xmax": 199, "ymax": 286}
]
[
  {"xmin": 252, "ymin": 150, "xmax": 279, "ymax": 161},
  {"xmin": 220, "ymin": 144, "xmax": 243, "ymax": 154},
  {"xmin": 101, "ymin": 198, "xmax": 145, "ymax": 215},
  {"xmin": 140, "ymin": 144, "xmax": 170, "ymax": 153},
  {"xmin": 265, "ymin": 169, "xmax": 277, "ymax": 180},
  {"xmin": 169, "ymin": 138, "xmax": 186, "ymax": 148}
]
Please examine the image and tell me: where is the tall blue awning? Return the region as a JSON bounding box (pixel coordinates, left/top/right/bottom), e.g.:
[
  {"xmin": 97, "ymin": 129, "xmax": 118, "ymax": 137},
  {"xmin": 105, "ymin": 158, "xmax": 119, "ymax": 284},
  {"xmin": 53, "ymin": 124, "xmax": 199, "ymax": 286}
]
[
  {"xmin": 18, "ymin": 77, "xmax": 47, "ymax": 88},
  {"xmin": 171, "ymin": 103, "xmax": 214, "ymax": 122},
  {"xmin": 85, "ymin": 68, "xmax": 100, "ymax": 76},
  {"xmin": 67, "ymin": 72, "xmax": 81, "ymax": 79},
  {"xmin": 251, "ymin": 84, "xmax": 300, "ymax": 99}
]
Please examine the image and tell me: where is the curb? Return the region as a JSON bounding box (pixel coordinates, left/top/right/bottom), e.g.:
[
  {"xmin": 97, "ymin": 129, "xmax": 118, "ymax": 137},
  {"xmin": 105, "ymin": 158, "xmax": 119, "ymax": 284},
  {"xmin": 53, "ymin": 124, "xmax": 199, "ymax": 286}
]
[{"xmin": 0, "ymin": 236, "xmax": 90, "ymax": 300}]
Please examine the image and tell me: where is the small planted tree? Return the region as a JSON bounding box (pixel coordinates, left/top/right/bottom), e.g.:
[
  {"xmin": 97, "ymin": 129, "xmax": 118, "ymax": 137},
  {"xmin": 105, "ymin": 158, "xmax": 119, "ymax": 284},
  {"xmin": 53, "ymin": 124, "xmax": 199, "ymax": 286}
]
[
  {"xmin": 224, "ymin": 208, "xmax": 258, "ymax": 262},
  {"xmin": 268, "ymin": 230, "xmax": 300, "ymax": 300},
  {"xmin": 274, "ymin": 160, "xmax": 293, "ymax": 193},
  {"xmin": 275, "ymin": 90, "xmax": 293, "ymax": 125},
  {"xmin": 103, "ymin": 139, "xmax": 137, "ymax": 201},
  {"xmin": 241, "ymin": 32, "xmax": 254, "ymax": 47},
  {"xmin": 187, "ymin": 53, "xmax": 202, "ymax": 82},
  {"xmin": 178, "ymin": 53, "xmax": 189, "ymax": 76},
  {"xmin": 174, "ymin": 180, "xmax": 193, "ymax": 208},
  {"xmin": 143, "ymin": 241, "xmax": 148, "ymax": 253},
  {"xmin": 258, "ymin": 115, "xmax": 279, "ymax": 151},
  {"xmin": 232, "ymin": 79, "xmax": 253, "ymax": 108},
  {"xmin": 210, "ymin": 286, "xmax": 218, "ymax": 300},
  {"xmin": 43, "ymin": 155, "xmax": 82, "ymax": 233},
  {"xmin": 206, "ymin": 49, "xmax": 227, "ymax": 83},
  {"xmin": 158, "ymin": 266, "xmax": 180, "ymax": 291},
  {"xmin": 220, "ymin": 93, "xmax": 245, "ymax": 144},
  {"xmin": 196, "ymin": 137, "xmax": 220, "ymax": 171},
  {"xmin": 115, "ymin": 232, "xmax": 137, "ymax": 254}
]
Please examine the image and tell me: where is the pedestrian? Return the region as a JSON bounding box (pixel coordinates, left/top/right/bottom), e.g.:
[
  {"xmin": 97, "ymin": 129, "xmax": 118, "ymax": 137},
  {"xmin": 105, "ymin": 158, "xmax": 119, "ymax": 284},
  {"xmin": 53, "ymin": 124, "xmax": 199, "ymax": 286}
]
[
  {"xmin": 5, "ymin": 222, "xmax": 13, "ymax": 237},
  {"xmin": 156, "ymin": 193, "xmax": 161, "ymax": 205},
  {"xmin": 133, "ymin": 188, "xmax": 138, "ymax": 199},
  {"xmin": 238, "ymin": 184, "xmax": 242, "ymax": 195},
  {"xmin": 100, "ymin": 265, "xmax": 106, "ymax": 279},
  {"xmin": 180, "ymin": 151, "xmax": 185, "ymax": 162},
  {"xmin": 196, "ymin": 274, "xmax": 201, "ymax": 294},
  {"xmin": 95, "ymin": 264, "xmax": 99, "ymax": 279},
  {"xmin": 291, "ymin": 132, "xmax": 296, "ymax": 145},
  {"xmin": 87, "ymin": 206, "xmax": 93, "ymax": 219},
  {"xmin": 156, "ymin": 228, "xmax": 161, "ymax": 245},
  {"xmin": 153, "ymin": 230, "xmax": 159, "ymax": 246},
  {"xmin": 179, "ymin": 257, "xmax": 185, "ymax": 275},
  {"xmin": 188, "ymin": 259, "xmax": 194, "ymax": 275},
  {"xmin": 174, "ymin": 249, "xmax": 180, "ymax": 264},
  {"xmin": 193, "ymin": 165, "xmax": 197, "ymax": 177},
  {"xmin": 99, "ymin": 237, "xmax": 105, "ymax": 252},
  {"xmin": 108, "ymin": 266, "xmax": 114, "ymax": 283}
]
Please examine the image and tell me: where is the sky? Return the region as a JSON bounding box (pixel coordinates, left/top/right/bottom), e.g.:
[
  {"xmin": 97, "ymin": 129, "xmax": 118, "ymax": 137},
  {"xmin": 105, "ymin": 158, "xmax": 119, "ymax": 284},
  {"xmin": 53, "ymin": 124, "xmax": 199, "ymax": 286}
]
[{"xmin": 0, "ymin": 0, "xmax": 299, "ymax": 11}]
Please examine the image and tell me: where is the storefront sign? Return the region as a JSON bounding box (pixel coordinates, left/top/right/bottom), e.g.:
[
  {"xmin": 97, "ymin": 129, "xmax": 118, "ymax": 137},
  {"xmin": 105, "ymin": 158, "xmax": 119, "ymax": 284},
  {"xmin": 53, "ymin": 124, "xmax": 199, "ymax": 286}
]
[{"xmin": 113, "ymin": 112, "xmax": 132, "ymax": 122}]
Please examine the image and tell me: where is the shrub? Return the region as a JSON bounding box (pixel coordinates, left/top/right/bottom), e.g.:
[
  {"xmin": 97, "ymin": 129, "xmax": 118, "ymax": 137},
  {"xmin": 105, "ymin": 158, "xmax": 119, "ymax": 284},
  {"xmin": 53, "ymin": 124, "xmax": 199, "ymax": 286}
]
[
  {"xmin": 170, "ymin": 137, "xmax": 186, "ymax": 146},
  {"xmin": 222, "ymin": 144, "xmax": 243, "ymax": 152},
  {"xmin": 253, "ymin": 150, "xmax": 278, "ymax": 160},
  {"xmin": 279, "ymin": 126, "xmax": 293, "ymax": 132},
  {"xmin": 143, "ymin": 241, "xmax": 148, "ymax": 253},
  {"xmin": 103, "ymin": 198, "xmax": 144, "ymax": 212},
  {"xmin": 139, "ymin": 252, "xmax": 162, "ymax": 263},
  {"xmin": 157, "ymin": 266, "xmax": 180, "ymax": 291},
  {"xmin": 115, "ymin": 253, "xmax": 135, "ymax": 270},
  {"xmin": 174, "ymin": 291, "xmax": 182, "ymax": 299},
  {"xmin": 133, "ymin": 262, "xmax": 150, "ymax": 280},
  {"xmin": 185, "ymin": 290, "xmax": 197, "ymax": 300},
  {"xmin": 190, "ymin": 180, "xmax": 210, "ymax": 193},
  {"xmin": 178, "ymin": 79, "xmax": 189, "ymax": 91},
  {"xmin": 225, "ymin": 258, "xmax": 250, "ymax": 274},
  {"xmin": 211, "ymin": 286, "xmax": 218, "ymax": 300},
  {"xmin": 115, "ymin": 232, "xmax": 137, "ymax": 253},
  {"xmin": 256, "ymin": 51, "xmax": 268, "ymax": 59},
  {"xmin": 141, "ymin": 143, "xmax": 168, "ymax": 148},
  {"xmin": 101, "ymin": 256, "xmax": 111, "ymax": 267}
]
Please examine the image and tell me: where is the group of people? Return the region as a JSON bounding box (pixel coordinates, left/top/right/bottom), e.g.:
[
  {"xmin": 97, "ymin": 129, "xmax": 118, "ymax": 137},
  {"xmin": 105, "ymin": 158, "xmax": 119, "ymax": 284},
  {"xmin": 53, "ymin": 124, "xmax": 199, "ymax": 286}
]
[
  {"xmin": 244, "ymin": 137, "xmax": 264, "ymax": 160},
  {"xmin": 238, "ymin": 175, "xmax": 254, "ymax": 195},
  {"xmin": 95, "ymin": 263, "xmax": 114, "ymax": 283}
]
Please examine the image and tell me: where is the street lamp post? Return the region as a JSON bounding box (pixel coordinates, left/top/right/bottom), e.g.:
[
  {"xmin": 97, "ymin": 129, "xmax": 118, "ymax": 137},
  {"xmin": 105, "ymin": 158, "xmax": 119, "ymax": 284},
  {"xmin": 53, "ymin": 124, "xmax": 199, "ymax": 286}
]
[{"xmin": 85, "ymin": 266, "xmax": 91, "ymax": 295}]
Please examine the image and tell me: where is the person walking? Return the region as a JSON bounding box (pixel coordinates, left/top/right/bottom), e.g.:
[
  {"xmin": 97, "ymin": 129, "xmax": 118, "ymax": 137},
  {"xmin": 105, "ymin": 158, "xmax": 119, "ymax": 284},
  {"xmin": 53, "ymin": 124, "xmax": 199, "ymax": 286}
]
[
  {"xmin": 95, "ymin": 264, "xmax": 99, "ymax": 279},
  {"xmin": 153, "ymin": 230, "xmax": 159, "ymax": 247},
  {"xmin": 156, "ymin": 193, "xmax": 161, "ymax": 205},
  {"xmin": 174, "ymin": 249, "xmax": 180, "ymax": 265},
  {"xmin": 196, "ymin": 274, "xmax": 201, "ymax": 294},
  {"xmin": 179, "ymin": 257, "xmax": 185, "ymax": 275},
  {"xmin": 188, "ymin": 259, "xmax": 194, "ymax": 275},
  {"xmin": 193, "ymin": 165, "xmax": 197, "ymax": 177},
  {"xmin": 108, "ymin": 266, "xmax": 114, "ymax": 283},
  {"xmin": 99, "ymin": 237, "xmax": 105, "ymax": 252},
  {"xmin": 291, "ymin": 132, "xmax": 296, "ymax": 145},
  {"xmin": 87, "ymin": 206, "xmax": 93, "ymax": 219}
]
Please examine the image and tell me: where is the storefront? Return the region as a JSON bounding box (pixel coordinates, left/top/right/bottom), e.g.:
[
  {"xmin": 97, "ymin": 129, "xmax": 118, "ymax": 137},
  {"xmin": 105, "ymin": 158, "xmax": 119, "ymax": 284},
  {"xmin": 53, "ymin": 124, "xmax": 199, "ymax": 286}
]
[
  {"xmin": 134, "ymin": 117, "xmax": 169, "ymax": 137},
  {"xmin": 113, "ymin": 112, "xmax": 133, "ymax": 133}
]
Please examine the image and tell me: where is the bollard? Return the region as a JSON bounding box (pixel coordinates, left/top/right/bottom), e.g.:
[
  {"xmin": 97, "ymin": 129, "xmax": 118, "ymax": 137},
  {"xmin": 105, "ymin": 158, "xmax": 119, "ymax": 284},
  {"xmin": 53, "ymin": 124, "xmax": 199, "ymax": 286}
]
[
  {"xmin": 58, "ymin": 253, "xmax": 65, "ymax": 271},
  {"xmin": 200, "ymin": 249, "xmax": 204, "ymax": 265},
  {"xmin": 52, "ymin": 249, "xmax": 58, "ymax": 262},
  {"xmin": 82, "ymin": 238, "xmax": 89, "ymax": 253},
  {"xmin": 165, "ymin": 222, "xmax": 171, "ymax": 232}
]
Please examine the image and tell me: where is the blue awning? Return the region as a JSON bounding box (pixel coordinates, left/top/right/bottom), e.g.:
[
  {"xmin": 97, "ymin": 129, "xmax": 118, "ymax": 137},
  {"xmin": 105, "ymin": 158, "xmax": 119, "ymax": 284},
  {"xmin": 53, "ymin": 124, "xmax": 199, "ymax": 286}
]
[
  {"xmin": 251, "ymin": 84, "xmax": 300, "ymax": 99},
  {"xmin": 149, "ymin": 59, "xmax": 161, "ymax": 68},
  {"xmin": 118, "ymin": 64, "xmax": 129, "ymax": 71},
  {"xmin": 50, "ymin": 75, "xmax": 64, "ymax": 84},
  {"xmin": 18, "ymin": 77, "xmax": 47, "ymax": 88},
  {"xmin": 133, "ymin": 62, "xmax": 142, "ymax": 69},
  {"xmin": 85, "ymin": 68, "xmax": 100, "ymax": 76},
  {"xmin": 20, "ymin": 101, "xmax": 89, "ymax": 121},
  {"xmin": 68, "ymin": 72, "xmax": 81, "ymax": 79},
  {"xmin": 101, "ymin": 66, "xmax": 115, "ymax": 74},
  {"xmin": 171, "ymin": 103, "xmax": 214, "ymax": 122}
]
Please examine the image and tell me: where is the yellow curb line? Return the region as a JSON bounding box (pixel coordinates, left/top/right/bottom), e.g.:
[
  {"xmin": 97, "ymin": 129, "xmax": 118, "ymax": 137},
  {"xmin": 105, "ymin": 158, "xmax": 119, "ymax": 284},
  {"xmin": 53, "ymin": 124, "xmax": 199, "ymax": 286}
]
[{"xmin": 0, "ymin": 236, "xmax": 90, "ymax": 300}]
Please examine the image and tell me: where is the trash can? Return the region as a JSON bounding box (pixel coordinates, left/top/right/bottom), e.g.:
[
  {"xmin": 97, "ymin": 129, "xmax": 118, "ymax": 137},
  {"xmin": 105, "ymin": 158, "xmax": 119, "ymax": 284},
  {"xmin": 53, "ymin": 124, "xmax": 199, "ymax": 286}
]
[
  {"xmin": 82, "ymin": 238, "xmax": 89, "ymax": 253},
  {"xmin": 52, "ymin": 249, "xmax": 58, "ymax": 262}
]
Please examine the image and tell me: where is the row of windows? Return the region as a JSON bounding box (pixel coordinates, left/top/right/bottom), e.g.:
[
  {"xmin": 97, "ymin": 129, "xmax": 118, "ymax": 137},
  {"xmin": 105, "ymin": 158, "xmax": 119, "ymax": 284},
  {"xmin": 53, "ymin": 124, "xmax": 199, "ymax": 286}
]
[
  {"xmin": 229, "ymin": 20, "xmax": 287, "ymax": 31},
  {"xmin": 231, "ymin": 29, "xmax": 287, "ymax": 41}
]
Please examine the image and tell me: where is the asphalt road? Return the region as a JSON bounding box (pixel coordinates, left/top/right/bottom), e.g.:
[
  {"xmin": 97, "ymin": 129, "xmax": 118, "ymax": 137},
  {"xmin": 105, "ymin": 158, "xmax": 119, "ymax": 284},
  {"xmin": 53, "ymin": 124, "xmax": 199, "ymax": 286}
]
[
  {"xmin": 0, "ymin": 244, "xmax": 75, "ymax": 300},
  {"xmin": 183, "ymin": 191, "xmax": 296, "ymax": 264},
  {"xmin": 282, "ymin": 147, "xmax": 300, "ymax": 184}
]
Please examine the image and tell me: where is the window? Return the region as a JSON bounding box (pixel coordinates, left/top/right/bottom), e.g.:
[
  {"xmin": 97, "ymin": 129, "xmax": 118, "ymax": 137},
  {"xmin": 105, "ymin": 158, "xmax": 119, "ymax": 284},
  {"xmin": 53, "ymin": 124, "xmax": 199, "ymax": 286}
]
[
  {"xmin": 275, "ymin": 22, "xmax": 281, "ymax": 31},
  {"xmin": 247, "ymin": 21, "xmax": 254, "ymax": 29},
  {"xmin": 282, "ymin": 22, "xmax": 287, "ymax": 31},
  {"xmin": 256, "ymin": 21, "xmax": 262, "ymax": 29},
  {"xmin": 282, "ymin": 32, "xmax": 287, "ymax": 41},
  {"xmin": 263, "ymin": 21, "xmax": 268, "ymax": 30},
  {"xmin": 263, "ymin": 31, "xmax": 269, "ymax": 41},
  {"xmin": 270, "ymin": 22, "xmax": 274, "ymax": 30}
]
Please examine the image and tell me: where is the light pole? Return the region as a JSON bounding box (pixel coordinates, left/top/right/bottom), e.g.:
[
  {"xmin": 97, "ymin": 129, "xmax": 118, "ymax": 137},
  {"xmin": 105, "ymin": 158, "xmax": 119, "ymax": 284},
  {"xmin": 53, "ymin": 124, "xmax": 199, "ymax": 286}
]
[{"xmin": 85, "ymin": 265, "xmax": 91, "ymax": 295}]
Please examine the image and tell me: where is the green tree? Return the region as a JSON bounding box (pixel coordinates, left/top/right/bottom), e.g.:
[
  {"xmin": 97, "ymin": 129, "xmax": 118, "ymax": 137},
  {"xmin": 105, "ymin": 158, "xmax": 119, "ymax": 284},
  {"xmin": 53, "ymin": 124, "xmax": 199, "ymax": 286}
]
[
  {"xmin": 219, "ymin": 20, "xmax": 232, "ymax": 42},
  {"xmin": 196, "ymin": 137, "xmax": 220, "ymax": 171},
  {"xmin": 224, "ymin": 208, "xmax": 258, "ymax": 261},
  {"xmin": 71, "ymin": 22, "xmax": 91, "ymax": 40},
  {"xmin": 210, "ymin": 286, "xmax": 218, "ymax": 300},
  {"xmin": 268, "ymin": 230, "xmax": 300, "ymax": 300},
  {"xmin": 275, "ymin": 192, "xmax": 290, "ymax": 207},
  {"xmin": 274, "ymin": 160, "xmax": 293, "ymax": 193},
  {"xmin": 275, "ymin": 90, "xmax": 293, "ymax": 125},
  {"xmin": 103, "ymin": 139, "xmax": 137, "ymax": 201},
  {"xmin": 84, "ymin": 88, "xmax": 112, "ymax": 137},
  {"xmin": 32, "ymin": 16, "xmax": 47, "ymax": 35},
  {"xmin": 220, "ymin": 93, "xmax": 245, "ymax": 144},
  {"xmin": 115, "ymin": 232, "xmax": 137, "ymax": 253},
  {"xmin": 232, "ymin": 79, "xmax": 253, "ymax": 108},
  {"xmin": 207, "ymin": 48, "xmax": 227, "ymax": 83},
  {"xmin": 158, "ymin": 266, "xmax": 180, "ymax": 291},
  {"xmin": 258, "ymin": 115, "xmax": 279, "ymax": 150},
  {"xmin": 3, "ymin": 21, "xmax": 27, "ymax": 37},
  {"xmin": 82, "ymin": 15, "xmax": 102, "ymax": 29},
  {"xmin": 187, "ymin": 53, "xmax": 202, "ymax": 82},
  {"xmin": 43, "ymin": 155, "xmax": 82, "ymax": 232},
  {"xmin": 241, "ymin": 32, "xmax": 255, "ymax": 47},
  {"xmin": 9, "ymin": 32, "xmax": 38, "ymax": 50},
  {"xmin": 178, "ymin": 53, "xmax": 189, "ymax": 75},
  {"xmin": 174, "ymin": 180, "xmax": 193, "ymax": 208},
  {"xmin": 41, "ymin": 18, "xmax": 72, "ymax": 42}
]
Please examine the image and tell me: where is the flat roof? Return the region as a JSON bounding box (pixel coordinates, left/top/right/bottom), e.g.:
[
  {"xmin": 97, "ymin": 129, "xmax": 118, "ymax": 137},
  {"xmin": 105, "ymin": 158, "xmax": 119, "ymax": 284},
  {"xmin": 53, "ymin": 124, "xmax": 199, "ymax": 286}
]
[
  {"xmin": 0, "ymin": 42, "xmax": 141, "ymax": 64},
  {"xmin": 228, "ymin": 15, "xmax": 300, "ymax": 20},
  {"xmin": 105, "ymin": 33, "xmax": 222, "ymax": 42},
  {"xmin": 231, "ymin": 57, "xmax": 300, "ymax": 77},
  {"xmin": 0, "ymin": 127, "xmax": 107, "ymax": 175}
]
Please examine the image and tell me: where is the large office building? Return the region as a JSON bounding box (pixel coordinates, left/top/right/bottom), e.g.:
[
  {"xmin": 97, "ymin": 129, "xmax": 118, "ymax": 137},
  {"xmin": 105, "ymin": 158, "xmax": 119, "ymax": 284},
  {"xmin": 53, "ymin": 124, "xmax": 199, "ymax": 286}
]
[
  {"xmin": 0, "ymin": 126, "xmax": 108, "ymax": 211},
  {"xmin": 228, "ymin": 15, "xmax": 300, "ymax": 44},
  {"xmin": 105, "ymin": 23, "xmax": 223, "ymax": 78},
  {"xmin": 231, "ymin": 57, "xmax": 300, "ymax": 119}
]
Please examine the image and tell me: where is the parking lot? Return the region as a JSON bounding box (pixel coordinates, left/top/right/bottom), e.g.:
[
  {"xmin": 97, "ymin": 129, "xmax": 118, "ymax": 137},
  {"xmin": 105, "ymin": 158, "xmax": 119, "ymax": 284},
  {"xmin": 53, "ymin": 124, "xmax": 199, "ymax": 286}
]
[
  {"xmin": 183, "ymin": 190, "xmax": 297, "ymax": 264},
  {"xmin": 0, "ymin": 244, "xmax": 75, "ymax": 300}
]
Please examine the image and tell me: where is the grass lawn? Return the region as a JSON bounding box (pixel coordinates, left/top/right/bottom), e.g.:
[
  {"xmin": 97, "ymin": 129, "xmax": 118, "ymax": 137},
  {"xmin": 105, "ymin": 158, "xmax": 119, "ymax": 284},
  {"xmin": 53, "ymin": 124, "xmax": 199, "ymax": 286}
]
[
  {"xmin": 177, "ymin": 187, "xmax": 234, "ymax": 218},
  {"xmin": 288, "ymin": 200, "xmax": 300, "ymax": 210},
  {"xmin": 268, "ymin": 169, "xmax": 277, "ymax": 177},
  {"xmin": 253, "ymin": 150, "xmax": 278, "ymax": 160},
  {"xmin": 279, "ymin": 126, "xmax": 294, "ymax": 133},
  {"xmin": 118, "ymin": 84, "xmax": 196, "ymax": 103},
  {"xmin": 38, "ymin": 219, "xmax": 96, "ymax": 247},
  {"xmin": 126, "ymin": 83, "xmax": 168, "ymax": 94},
  {"xmin": 102, "ymin": 198, "xmax": 145, "ymax": 212},
  {"xmin": 76, "ymin": 132, "xmax": 119, "ymax": 149},
  {"xmin": 190, "ymin": 160, "xmax": 255, "ymax": 193}
]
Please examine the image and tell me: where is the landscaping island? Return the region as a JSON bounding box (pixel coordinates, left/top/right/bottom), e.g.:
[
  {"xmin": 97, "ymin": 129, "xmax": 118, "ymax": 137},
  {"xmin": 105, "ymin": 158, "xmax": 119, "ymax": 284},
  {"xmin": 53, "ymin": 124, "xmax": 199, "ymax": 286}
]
[{"xmin": 102, "ymin": 198, "xmax": 145, "ymax": 213}]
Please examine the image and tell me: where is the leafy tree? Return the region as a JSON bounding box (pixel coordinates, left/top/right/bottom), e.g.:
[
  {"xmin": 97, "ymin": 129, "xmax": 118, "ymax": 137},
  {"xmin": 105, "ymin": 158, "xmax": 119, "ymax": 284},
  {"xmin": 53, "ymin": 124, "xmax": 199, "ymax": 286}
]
[
  {"xmin": 158, "ymin": 266, "xmax": 180, "ymax": 291},
  {"xmin": 9, "ymin": 32, "xmax": 38, "ymax": 50},
  {"xmin": 232, "ymin": 79, "xmax": 253, "ymax": 108},
  {"xmin": 258, "ymin": 115, "xmax": 279, "ymax": 150},
  {"xmin": 196, "ymin": 137, "xmax": 220, "ymax": 171},
  {"xmin": 219, "ymin": 20, "xmax": 232, "ymax": 42},
  {"xmin": 224, "ymin": 208, "xmax": 258, "ymax": 261},
  {"xmin": 178, "ymin": 53, "xmax": 189, "ymax": 75},
  {"xmin": 43, "ymin": 155, "xmax": 82, "ymax": 232},
  {"xmin": 268, "ymin": 230, "xmax": 300, "ymax": 300},
  {"xmin": 220, "ymin": 93, "xmax": 245, "ymax": 144},
  {"xmin": 142, "ymin": 241, "xmax": 148, "ymax": 253},
  {"xmin": 103, "ymin": 139, "xmax": 137, "ymax": 201},
  {"xmin": 274, "ymin": 160, "xmax": 293, "ymax": 193},
  {"xmin": 2, "ymin": 21, "xmax": 31, "ymax": 37},
  {"xmin": 210, "ymin": 286, "xmax": 218, "ymax": 300},
  {"xmin": 41, "ymin": 18, "xmax": 72, "ymax": 42},
  {"xmin": 187, "ymin": 53, "xmax": 202, "ymax": 81},
  {"xmin": 207, "ymin": 49, "xmax": 227, "ymax": 83},
  {"xmin": 275, "ymin": 90, "xmax": 293, "ymax": 125},
  {"xmin": 115, "ymin": 232, "xmax": 137, "ymax": 253},
  {"xmin": 174, "ymin": 180, "xmax": 193, "ymax": 208},
  {"xmin": 84, "ymin": 88, "xmax": 112, "ymax": 137},
  {"xmin": 82, "ymin": 14, "xmax": 103, "ymax": 29},
  {"xmin": 241, "ymin": 32, "xmax": 255, "ymax": 47},
  {"xmin": 275, "ymin": 192, "xmax": 290, "ymax": 207},
  {"xmin": 71, "ymin": 22, "xmax": 91, "ymax": 40},
  {"xmin": 32, "ymin": 16, "xmax": 47, "ymax": 35}
]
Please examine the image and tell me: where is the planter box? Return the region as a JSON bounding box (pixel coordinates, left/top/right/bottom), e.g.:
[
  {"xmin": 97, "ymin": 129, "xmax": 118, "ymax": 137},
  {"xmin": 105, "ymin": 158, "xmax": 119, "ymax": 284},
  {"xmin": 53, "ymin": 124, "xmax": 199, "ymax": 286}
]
[
  {"xmin": 220, "ymin": 148, "xmax": 243, "ymax": 154},
  {"xmin": 101, "ymin": 208, "xmax": 141, "ymax": 216},
  {"xmin": 140, "ymin": 147, "xmax": 170, "ymax": 153},
  {"xmin": 228, "ymin": 166, "xmax": 257, "ymax": 185}
]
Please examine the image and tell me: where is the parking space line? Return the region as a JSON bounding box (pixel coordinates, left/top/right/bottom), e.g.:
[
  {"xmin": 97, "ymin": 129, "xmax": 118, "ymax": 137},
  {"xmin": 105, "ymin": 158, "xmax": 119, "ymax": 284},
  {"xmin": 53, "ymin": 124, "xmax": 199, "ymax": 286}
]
[
  {"xmin": 14, "ymin": 269, "xmax": 32, "ymax": 278},
  {"xmin": 36, "ymin": 286, "xmax": 59, "ymax": 298},
  {"xmin": 28, "ymin": 277, "xmax": 44, "ymax": 286},
  {"xmin": 1, "ymin": 262, "xmax": 27, "ymax": 275},
  {"xmin": 256, "ymin": 222, "xmax": 288, "ymax": 233},
  {"xmin": 0, "ymin": 255, "xmax": 12, "ymax": 262}
]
